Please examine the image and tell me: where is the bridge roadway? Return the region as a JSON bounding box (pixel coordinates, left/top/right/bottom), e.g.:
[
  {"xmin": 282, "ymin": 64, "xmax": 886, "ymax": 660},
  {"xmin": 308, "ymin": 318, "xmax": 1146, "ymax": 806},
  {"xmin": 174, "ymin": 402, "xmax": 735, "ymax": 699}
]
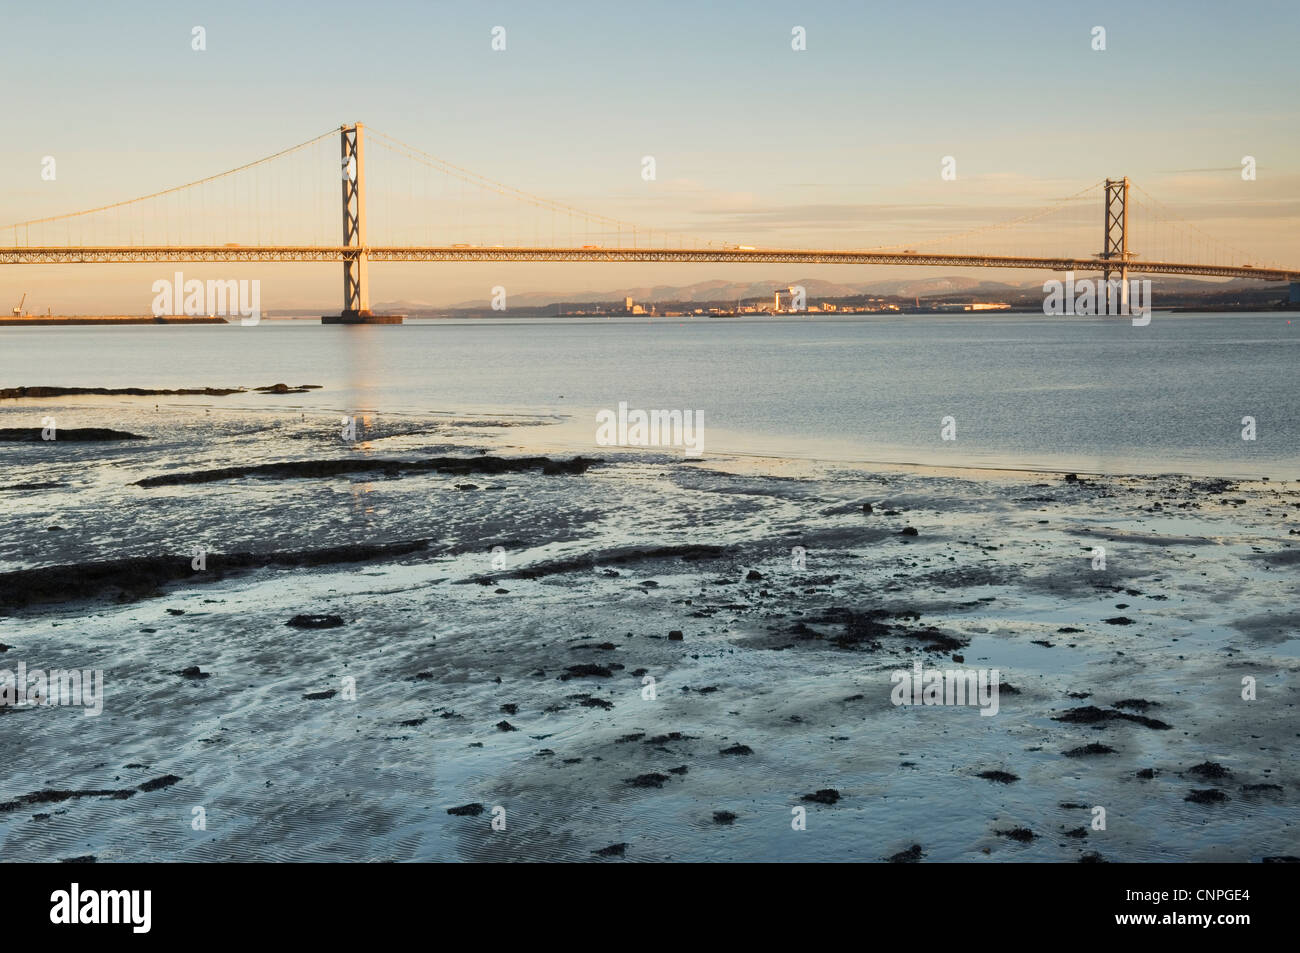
[{"xmin": 1, "ymin": 246, "xmax": 1296, "ymax": 282}]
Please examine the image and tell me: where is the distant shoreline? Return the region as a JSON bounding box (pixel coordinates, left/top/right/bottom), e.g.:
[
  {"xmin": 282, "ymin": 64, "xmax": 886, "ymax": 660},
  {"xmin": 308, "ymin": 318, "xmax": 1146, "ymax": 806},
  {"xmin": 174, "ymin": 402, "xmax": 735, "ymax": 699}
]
[
  {"xmin": 0, "ymin": 315, "xmax": 227, "ymax": 325},
  {"xmin": 2, "ymin": 306, "xmax": 1293, "ymax": 327}
]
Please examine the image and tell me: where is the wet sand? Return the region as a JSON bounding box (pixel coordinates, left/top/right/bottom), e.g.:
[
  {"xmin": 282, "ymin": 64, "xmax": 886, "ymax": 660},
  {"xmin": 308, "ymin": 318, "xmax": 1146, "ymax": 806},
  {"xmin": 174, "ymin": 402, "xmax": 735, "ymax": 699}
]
[{"xmin": 0, "ymin": 399, "xmax": 1297, "ymax": 861}]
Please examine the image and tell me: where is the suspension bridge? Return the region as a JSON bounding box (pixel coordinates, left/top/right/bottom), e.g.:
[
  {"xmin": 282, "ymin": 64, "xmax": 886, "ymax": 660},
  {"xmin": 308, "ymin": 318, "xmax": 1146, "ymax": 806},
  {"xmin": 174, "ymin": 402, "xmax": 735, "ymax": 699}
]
[{"xmin": 4, "ymin": 123, "xmax": 1297, "ymax": 322}]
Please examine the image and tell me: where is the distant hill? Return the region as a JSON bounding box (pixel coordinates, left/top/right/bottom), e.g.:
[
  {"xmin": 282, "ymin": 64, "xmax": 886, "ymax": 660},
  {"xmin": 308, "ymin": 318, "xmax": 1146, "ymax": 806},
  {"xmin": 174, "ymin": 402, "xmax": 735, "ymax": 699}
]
[
  {"xmin": 428, "ymin": 276, "xmax": 1029, "ymax": 311},
  {"xmin": 406, "ymin": 273, "xmax": 1261, "ymax": 313}
]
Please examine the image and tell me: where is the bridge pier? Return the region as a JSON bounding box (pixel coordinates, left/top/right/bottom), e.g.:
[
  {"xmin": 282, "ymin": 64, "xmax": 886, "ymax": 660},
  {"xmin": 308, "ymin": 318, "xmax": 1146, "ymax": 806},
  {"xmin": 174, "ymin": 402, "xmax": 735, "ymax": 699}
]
[{"xmin": 323, "ymin": 123, "xmax": 402, "ymax": 324}]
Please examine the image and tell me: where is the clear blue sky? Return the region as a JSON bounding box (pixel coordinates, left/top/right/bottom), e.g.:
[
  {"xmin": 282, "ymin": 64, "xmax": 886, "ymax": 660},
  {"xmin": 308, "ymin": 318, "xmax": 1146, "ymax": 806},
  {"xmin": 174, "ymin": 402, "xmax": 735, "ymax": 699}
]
[{"xmin": 3, "ymin": 0, "xmax": 1297, "ymax": 310}]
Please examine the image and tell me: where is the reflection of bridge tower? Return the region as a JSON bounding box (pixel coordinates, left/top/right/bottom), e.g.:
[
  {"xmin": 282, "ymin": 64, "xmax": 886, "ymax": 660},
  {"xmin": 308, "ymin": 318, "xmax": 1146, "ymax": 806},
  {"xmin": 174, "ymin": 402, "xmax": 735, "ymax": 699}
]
[
  {"xmin": 1100, "ymin": 177, "xmax": 1130, "ymax": 313},
  {"xmin": 324, "ymin": 123, "xmax": 402, "ymax": 324}
]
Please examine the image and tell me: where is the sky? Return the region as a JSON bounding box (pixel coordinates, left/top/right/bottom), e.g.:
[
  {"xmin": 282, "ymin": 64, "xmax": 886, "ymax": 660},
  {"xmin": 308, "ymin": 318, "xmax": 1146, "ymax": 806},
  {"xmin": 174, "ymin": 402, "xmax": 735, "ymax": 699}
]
[{"xmin": 2, "ymin": 0, "xmax": 1298, "ymax": 312}]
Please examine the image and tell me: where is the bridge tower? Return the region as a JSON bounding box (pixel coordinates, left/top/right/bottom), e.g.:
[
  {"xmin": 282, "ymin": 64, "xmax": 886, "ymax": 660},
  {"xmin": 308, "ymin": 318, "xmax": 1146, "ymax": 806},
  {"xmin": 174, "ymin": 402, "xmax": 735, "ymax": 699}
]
[
  {"xmin": 1100, "ymin": 177, "xmax": 1130, "ymax": 313},
  {"xmin": 341, "ymin": 122, "xmax": 368, "ymax": 315},
  {"xmin": 323, "ymin": 122, "xmax": 402, "ymax": 324}
]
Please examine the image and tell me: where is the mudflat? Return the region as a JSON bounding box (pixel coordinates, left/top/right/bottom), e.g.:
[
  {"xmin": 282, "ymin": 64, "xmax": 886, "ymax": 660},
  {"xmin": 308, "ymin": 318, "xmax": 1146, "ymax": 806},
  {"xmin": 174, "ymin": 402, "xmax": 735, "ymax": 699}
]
[{"xmin": 0, "ymin": 403, "xmax": 1295, "ymax": 861}]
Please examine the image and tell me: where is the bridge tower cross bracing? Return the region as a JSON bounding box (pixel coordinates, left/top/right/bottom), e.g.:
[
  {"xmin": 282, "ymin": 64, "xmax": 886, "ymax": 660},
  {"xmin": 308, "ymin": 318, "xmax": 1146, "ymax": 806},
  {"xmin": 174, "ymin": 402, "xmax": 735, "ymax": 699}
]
[
  {"xmin": 1101, "ymin": 176, "xmax": 1130, "ymax": 313},
  {"xmin": 341, "ymin": 122, "xmax": 369, "ymax": 315},
  {"xmin": 323, "ymin": 124, "xmax": 400, "ymax": 323}
]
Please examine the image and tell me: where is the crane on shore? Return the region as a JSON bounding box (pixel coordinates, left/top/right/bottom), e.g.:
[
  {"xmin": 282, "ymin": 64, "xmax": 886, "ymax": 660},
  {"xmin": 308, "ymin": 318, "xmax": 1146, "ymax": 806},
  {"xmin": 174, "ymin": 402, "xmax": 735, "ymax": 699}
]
[{"xmin": 11, "ymin": 293, "xmax": 26, "ymax": 317}]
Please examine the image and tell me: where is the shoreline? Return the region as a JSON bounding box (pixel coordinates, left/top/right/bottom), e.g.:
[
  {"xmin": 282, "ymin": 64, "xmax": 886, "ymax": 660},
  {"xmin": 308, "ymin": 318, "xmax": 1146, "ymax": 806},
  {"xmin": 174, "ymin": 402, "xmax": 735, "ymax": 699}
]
[
  {"xmin": 2, "ymin": 308, "xmax": 1297, "ymax": 326},
  {"xmin": 0, "ymin": 388, "xmax": 1292, "ymax": 483},
  {"xmin": 0, "ymin": 315, "xmax": 227, "ymax": 325}
]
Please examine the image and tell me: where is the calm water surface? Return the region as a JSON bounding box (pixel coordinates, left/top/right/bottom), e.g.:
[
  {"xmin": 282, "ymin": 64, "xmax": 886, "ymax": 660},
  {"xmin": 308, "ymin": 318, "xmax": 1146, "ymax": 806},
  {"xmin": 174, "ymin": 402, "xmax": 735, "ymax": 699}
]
[{"xmin": 3, "ymin": 312, "xmax": 1296, "ymax": 477}]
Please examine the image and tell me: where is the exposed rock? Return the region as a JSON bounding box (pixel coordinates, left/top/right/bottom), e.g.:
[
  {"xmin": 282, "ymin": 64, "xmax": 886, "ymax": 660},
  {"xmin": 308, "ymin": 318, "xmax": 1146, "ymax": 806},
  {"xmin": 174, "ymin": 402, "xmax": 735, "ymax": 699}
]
[
  {"xmin": 625, "ymin": 773, "xmax": 671, "ymax": 789},
  {"xmin": 1064, "ymin": 743, "xmax": 1117, "ymax": 757},
  {"xmin": 138, "ymin": 775, "xmax": 182, "ymax": 792},
  {"xmin": 288, "ymin": 613, "xmax": 346, "ymax": 629},
  {"xmin": 0, "ymin": 428, "xmax": 146, "ymax": 442},
  {"xmin": 977, "ymin": 770, "xmax": 1019, "ymax": 784},
  {"xmin": 996, "ymin": 827, "xmax": 1036, "ymax": 842},
  {"xmin": 446, "ymin": 803, "xmax": 484, "ymax": 816},
  {"xmin": 887, "ymin": 844, "xmax": 924, "ymax": 863}
]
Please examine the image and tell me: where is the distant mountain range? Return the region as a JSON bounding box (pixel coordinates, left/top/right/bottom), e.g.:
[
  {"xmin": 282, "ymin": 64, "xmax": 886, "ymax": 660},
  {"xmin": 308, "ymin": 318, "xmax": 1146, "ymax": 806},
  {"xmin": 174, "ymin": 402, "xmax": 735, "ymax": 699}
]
[
  {"xmin": 375, "ymin": 274, "xmax": 1266, "ymax": 313},
  {"xmin": 437, "ymin": 276, "xmax": 1024, "ymax": 309}
]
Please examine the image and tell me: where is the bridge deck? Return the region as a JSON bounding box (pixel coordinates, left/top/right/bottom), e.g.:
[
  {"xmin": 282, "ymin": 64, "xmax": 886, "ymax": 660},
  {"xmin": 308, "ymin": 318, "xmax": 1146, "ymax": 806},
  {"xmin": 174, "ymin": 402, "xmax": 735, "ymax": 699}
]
[{"xmin": 1, "ymin": 247, "xmax": 1295, "ymax": 281}]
